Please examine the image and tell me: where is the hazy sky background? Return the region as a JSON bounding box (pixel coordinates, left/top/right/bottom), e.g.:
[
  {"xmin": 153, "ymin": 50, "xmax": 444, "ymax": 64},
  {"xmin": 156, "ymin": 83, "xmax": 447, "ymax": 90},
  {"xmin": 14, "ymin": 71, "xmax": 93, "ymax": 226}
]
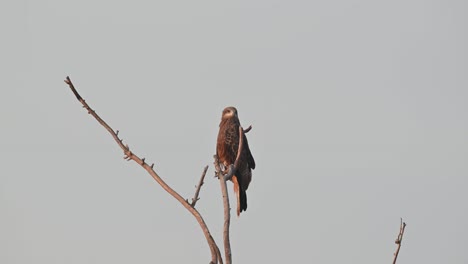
[{"xmin": 1, "ymin": 0, "xmax": 467, "ymax": 263}]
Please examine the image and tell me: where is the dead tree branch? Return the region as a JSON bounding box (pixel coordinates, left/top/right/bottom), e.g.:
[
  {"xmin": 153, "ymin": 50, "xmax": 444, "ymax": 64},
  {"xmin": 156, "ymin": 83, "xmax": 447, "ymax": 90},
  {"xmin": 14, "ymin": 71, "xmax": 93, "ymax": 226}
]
[
  {"xmin": 64, "ymin": 76, "xmax": 222, "ymax": 264},
  {"xmin": 392, "ymin": 218, "xmax": 407, "ymax": 264},
  {"xmin": 214, "ymin": 126, "xmax": 246, "ymax": 264},
  {"xmin": 213, "ymin": 156, "xmax": 231, "ymax": 264},
  {"xmin": 191, "ymin": 165, "xmax": 209, "ymax": 207},
  {"xmin": 214, "ymin": 157, "xmax": 232, "ymax": 264}
]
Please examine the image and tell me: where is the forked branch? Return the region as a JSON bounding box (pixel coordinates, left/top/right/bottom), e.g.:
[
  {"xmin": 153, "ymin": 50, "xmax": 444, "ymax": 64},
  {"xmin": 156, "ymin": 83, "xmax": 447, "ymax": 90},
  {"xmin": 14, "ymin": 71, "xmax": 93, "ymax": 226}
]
[
  {"xmin": 64, "ymin": 76, "xmax": 222, "ymax": 264},
  {"xmin": 191, "ymin": 165, "xmax": 209, "ymax": 207},
  {"xmin": 214, "ymin": 126, "xmax": 247, "ymax": 264},
  {"xmin": 213, "ymin": 157, "xmax": 232, "ymax": 264},
  {"xmin": 392, "ymin": 218, "xmax": 407, "ymax": 264}
]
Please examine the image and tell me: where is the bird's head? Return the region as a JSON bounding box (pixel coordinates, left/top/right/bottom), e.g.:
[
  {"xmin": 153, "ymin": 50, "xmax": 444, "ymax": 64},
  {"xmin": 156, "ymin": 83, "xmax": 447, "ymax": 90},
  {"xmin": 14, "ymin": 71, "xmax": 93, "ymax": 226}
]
[{"xmin": 222, "ymin": 106, "xmax": 238, "ymax": 119}]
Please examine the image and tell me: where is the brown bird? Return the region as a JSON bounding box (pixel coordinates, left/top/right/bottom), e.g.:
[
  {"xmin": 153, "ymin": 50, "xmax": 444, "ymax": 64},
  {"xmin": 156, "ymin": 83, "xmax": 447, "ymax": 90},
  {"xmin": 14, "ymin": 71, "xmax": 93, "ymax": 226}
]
[{"xmin": 216, "ymin": 106, "xmax": 255, "ymax": 216}]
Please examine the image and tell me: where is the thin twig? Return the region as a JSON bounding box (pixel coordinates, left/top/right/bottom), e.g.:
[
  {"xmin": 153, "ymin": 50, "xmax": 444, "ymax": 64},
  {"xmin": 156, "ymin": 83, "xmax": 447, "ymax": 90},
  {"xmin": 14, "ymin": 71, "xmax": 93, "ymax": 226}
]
[
  {"xmin": 191, "ymin": 165, "xmax": 209, "ymax": 207},
  {"xmin": 243, "ymin": 125, "xmax": 252, "ymax": 134},
  {"xmin": 64, "ymin": 76, "xmax": 222, "ymax": 264},
  {"xmin": 392, "ymin": 218, "xmax": 407, "ymax": 264}
]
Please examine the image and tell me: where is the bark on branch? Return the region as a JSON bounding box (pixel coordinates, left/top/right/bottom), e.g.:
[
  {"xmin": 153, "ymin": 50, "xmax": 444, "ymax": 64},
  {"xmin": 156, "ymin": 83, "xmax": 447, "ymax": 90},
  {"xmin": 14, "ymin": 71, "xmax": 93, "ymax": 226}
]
[
  {"xmin": 213, "ymin": 126, "xmax": 247, "ymax": 264},
  {"xmin": 64, "ymin": 76, "xmax": 222, "ymax": 264},
  {"xmin": 392, "ymin": 218, "xmax": 407, "ymax": 264},
  {"xmin": 214, "ymin": 158, "xmax": 232, "ymax": 264},
  {"xmin": 191, "ymin": 165, "xmax": 209, "ymax": 207}
]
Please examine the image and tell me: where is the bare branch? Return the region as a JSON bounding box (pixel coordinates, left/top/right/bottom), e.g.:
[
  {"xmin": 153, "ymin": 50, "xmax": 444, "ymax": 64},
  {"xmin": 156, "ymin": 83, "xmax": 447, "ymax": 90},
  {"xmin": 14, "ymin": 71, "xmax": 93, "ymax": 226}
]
[
  {"xmin": 214, "ymin": 155, "xmax": 232, "ymax": 264},
  {"xmin": 392, "ymin": 218, "xmax": 407, "ymax": 264},
  {"xmin": 191, "ymin": 165, "xmax": 209, "ymax": 207},
  {"xmin": 213, "ymin": 126, "xmax": 247, "ymax": 264},
  {"xmin": 64, "ymin": 77, "xmax": 222, "ymax": 264}
]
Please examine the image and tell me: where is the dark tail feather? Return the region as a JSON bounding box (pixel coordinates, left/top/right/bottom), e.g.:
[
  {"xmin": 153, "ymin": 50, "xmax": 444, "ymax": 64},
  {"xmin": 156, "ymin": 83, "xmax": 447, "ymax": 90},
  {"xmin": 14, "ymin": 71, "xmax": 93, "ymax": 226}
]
[
  {"xmin": 239, "ymin": 189, "xmax": 247, "ymax": 214},
  {"xmin": 232, "ymin": 176, "xmax": 248, "ymax": 216}
]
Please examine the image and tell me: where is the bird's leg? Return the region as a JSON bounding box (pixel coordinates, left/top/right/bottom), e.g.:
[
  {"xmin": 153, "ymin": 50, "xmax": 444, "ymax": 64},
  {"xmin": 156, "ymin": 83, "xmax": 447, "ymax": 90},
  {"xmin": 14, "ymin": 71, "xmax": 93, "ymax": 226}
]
[
  {"xmin": 224, "ymin": 164, "xmax": 235, "ymax": 181},
  {"xmin": 219, "ymin": 163, "xmax": 226, "ymax": 173},
  {"xmin": 217, "ymin": 163, "xmax": 229, "ymax": 178}
]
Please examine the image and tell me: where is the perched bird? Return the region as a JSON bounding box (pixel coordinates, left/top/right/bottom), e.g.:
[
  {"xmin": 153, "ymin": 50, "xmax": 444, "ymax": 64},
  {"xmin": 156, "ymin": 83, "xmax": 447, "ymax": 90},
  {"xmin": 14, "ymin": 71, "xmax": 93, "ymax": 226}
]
[{"xmin": 216, "ymin": 106, "xmax": 255, "ymax": 216}]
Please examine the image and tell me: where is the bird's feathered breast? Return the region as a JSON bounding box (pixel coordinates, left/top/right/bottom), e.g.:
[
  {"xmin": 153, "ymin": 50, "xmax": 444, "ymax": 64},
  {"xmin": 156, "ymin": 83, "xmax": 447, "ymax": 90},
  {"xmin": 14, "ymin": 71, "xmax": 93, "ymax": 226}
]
[
  {"xmin": 217, "ymin": 116, "xmax": 255, "ymax": 170},
  {"xmin": 217, "ymin": 117, "xmax": 240, "ymax": 166}
]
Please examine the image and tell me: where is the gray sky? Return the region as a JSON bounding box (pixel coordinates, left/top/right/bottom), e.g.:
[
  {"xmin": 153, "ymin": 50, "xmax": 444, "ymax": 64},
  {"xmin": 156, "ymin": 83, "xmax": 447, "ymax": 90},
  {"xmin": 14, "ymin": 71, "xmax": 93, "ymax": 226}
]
[{"xmin": 1, "ymin": 0, "xmax": 467, "ymax": 263}]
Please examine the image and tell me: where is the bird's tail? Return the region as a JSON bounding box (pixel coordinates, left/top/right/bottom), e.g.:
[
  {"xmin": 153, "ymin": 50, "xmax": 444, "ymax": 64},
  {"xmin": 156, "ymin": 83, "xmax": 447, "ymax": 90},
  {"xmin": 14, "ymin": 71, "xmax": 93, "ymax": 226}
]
[{"xmin": 232, "ymin": 176, "xmax": 247, "ymax": 216}]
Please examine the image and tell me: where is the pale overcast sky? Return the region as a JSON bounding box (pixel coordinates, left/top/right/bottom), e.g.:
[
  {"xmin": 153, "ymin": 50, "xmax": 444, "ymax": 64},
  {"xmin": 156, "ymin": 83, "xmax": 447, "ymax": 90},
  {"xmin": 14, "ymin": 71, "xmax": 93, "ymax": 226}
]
[{"xmin": 1, "ymin": 1, "xmax": 468, "ymax": 263}]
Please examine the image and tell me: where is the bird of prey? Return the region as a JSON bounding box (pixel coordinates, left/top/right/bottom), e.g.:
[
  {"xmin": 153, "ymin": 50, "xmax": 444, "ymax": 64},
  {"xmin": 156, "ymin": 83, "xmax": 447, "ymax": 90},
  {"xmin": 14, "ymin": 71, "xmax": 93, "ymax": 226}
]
[{"xmin": 216, "ymin": 106, "xmax": 255, "ymax": 216}]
